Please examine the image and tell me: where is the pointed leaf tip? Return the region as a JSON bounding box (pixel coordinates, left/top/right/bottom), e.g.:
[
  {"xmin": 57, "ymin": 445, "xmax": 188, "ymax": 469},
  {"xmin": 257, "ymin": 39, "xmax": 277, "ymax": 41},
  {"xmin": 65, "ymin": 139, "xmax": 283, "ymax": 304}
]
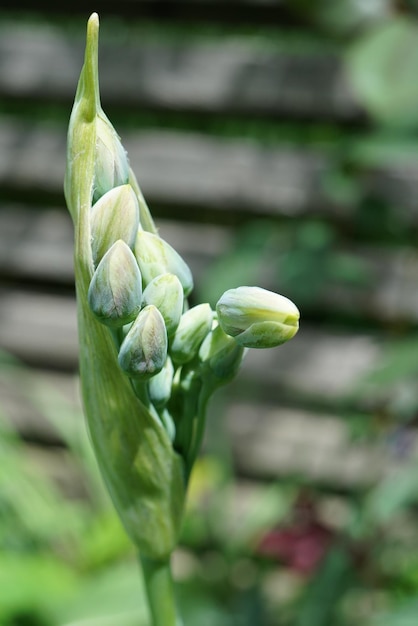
[
  {"xmin": 88, "ymin": 12, "xmax": 99, "ymax": 29},
  {"xmin": 82, "ymin": 11, "xmax": 100, "ymax": 120}
]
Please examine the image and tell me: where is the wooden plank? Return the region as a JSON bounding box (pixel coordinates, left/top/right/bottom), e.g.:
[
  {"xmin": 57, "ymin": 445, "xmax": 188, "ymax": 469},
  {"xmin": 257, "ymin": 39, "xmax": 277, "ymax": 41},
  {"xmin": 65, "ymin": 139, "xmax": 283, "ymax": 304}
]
[
  {"xmin": 0, "ymin": 207, "xmax": 230, "ymax": 287},
  {"xmin": 0, "ymin": 367, "xmax": 78, "ymax": 445},
  {"xmin": 227, "ymin": 402, "xmax": 416, "ymax": 488},
  {"xmin": 367, "ymin": 164, "xmax": 418, "ymax": 219},
  {"xmin": 240, "ymin": 326, "xmax": 380, "ymax": 403},
  {"xmin": 0, "ymin": 20, "xmax": 358, "ymax": 121},
  {"xmin": 2, "ymin": 207, "xmax": 418, "ymax": 326},
  {"xmin": 124, "ymin": 131, "xmax": 330, "ymax": 217},
  {"xmin": 0, "ymin": 290, "xmax": 78, "ymax": 369},
  {"xmin": 0, "ymin": 287, "xmax": 382, "ymax": 405},
  {"xmin": 0, "ymin": 207, "xmax": 75, "ymax": 285},
  {"xmin": 0, "ymin": 119, "xmax": 332, "ymax": 218},
  {"xmin": 3, "ymin": 118, "xmax": 418, "ymax": 229}
]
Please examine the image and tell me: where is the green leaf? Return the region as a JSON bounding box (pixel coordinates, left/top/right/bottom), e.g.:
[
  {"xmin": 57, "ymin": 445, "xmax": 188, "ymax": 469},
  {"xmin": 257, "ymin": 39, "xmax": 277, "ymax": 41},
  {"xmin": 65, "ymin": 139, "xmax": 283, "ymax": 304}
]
[
  {"xmin": 0, "ymin": 554, "xmax": 77, "ymax": 622},
  {"xmin": 357, "ymin": 335, "xmax": 418, "ymax": 389},
  {"xmin": 53, "ymin": 561, "xmax": 149, "ymax": 626},
  {"xmin": 365, "ymin": 463, "xmax": 418, "ymax": 526},
  {"xmin": 295, "ymin": 546, "xmax": 353, "ymax": 626},
  {"xmin": 290, "ymin": 0, "xmax": 390, "ymax": 36},
  {"xmin": 367, "ymin": 597, "xmax": 418, "ymax": 626},
  {"xmin": 346, "ymin": 18, "xmax": 418, "ymax": 128}
]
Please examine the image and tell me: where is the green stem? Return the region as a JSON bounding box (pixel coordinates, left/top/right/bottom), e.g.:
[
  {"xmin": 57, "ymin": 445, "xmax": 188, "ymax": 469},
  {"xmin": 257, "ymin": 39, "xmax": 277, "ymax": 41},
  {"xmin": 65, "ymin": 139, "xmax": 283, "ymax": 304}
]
[
  {"xmin": 140, "ymin": 554, "xmax": 182, "ymax": 626},
  {"xmin": 186, "ymin": 380, "xmax": 215, "ymax": 474}
]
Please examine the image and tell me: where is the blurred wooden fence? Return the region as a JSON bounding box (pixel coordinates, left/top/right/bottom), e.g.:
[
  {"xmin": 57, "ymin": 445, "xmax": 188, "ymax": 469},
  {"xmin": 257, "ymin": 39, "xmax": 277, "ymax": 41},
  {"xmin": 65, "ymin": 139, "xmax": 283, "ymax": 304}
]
[{"xmin": 1, "ymin": 4, "xmax": 417, "ymax": 499}]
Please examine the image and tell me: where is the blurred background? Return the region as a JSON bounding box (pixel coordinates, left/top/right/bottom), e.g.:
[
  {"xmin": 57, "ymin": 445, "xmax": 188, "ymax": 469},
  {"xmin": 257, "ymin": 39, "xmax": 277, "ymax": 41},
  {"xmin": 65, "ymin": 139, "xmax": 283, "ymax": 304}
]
[{"xmin": 2, "ymin": 1, "xmax": 418, "ymax": 624}]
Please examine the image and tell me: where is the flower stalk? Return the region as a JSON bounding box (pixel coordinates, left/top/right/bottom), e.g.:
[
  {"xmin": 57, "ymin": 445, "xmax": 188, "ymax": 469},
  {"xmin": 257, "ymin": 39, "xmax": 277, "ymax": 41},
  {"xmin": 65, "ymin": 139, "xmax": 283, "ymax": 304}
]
[
  {"xmin": 140, "ymin": 556, "xmax": 182, "ymax": 626},
  {"xmin": 65, "ymin": 13, "xmax": 299, "ymax": 625}
]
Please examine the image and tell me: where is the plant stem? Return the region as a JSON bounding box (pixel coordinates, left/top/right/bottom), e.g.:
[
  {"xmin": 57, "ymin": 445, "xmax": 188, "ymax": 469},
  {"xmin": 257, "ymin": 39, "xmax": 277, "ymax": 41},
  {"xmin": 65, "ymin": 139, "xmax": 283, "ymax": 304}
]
[{"xmin": 140, "ymin": 554, "xmax": 182, "ymax": 626}]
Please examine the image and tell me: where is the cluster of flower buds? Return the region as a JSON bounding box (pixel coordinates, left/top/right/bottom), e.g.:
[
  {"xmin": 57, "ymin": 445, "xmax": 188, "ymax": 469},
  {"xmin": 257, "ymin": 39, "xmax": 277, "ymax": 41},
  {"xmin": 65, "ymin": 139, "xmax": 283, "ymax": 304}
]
[
  {"xmin": 65, "ymin": 13, "xmax": 299, "ymax": 561},
  {"xmin": 86, "ymin": 180, "xmax": 300, "ymax": 467}
]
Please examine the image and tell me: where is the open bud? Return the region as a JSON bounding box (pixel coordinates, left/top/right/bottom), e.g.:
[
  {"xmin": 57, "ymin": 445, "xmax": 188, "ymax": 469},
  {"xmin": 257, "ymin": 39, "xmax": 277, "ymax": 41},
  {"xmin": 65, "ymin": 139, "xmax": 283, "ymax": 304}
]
[
  {"xmin": 148, "ymin": 357, "xmax": 174, "ymax": 409},
  {"xmin": 118, "ymin": 305, "xmax": 168, "ymax": 380},
  {"xmin": 216, "ymin": 286, "xmax": 299, "ymax": 349},
  {"xmin": 93, "ymin": 113, "xmax": 130, "ymax": 203},
  {"xmin": 170, "ymin": 303, "xmax": 213, "ymax": 365},
  {"xmin": 134, "ymin": 231, "xmax": 193, "ymax": 296},
  {"xmin": 90, "ymin": 184, "xmax": 139, "ymax": 265},
  {"xmin": 142, "ymin": 273, "xmax": 184, "ymax": 337},
  {"xmin": 88, "ymin": 240, "xmax": 142, "ymax": 327},
  {"xmin": 199, "ymin": 324, "xmax": 245, "ymax": 381}
]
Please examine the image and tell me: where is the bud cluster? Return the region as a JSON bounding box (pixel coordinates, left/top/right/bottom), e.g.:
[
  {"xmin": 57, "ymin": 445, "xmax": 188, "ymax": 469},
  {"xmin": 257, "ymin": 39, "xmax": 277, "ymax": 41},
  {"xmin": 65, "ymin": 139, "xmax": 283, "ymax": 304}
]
[
  {"xmin": 87, "ymin": 147, "xmax": 299, "ymax": 469},
  {"xmin": 66, "ymin": 13, "xmax": 300, "ymax": 561},
  {"xmin": 86, "ymin": 176, "xmax": 213, "ymax": 456}
]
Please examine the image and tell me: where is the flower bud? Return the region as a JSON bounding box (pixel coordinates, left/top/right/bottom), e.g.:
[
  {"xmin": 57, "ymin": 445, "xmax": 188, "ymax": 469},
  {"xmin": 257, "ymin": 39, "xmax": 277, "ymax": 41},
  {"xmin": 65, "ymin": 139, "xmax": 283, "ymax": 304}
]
[
  {"xmin": 142, "ymin": 273, "xmax": 184, "ymax": 338},
  {"xmin": 118, "ymin": 305, "xmax": 168, "ymax": 380},
  {"xmin": 90, "ymin": 184, "xmax": 139, "ymax": 266},
  {"xmin": 93, "ymin": 113, "xmax": 130, "ymax": 203},
  {"xmin": 134, "ymin": 231, "xmax": 193, "ymax": 296},
  {"xmin": 170, "ymin": 303, "xmax": 213, "ymax": 365},
  {"xmin": 199, "ymin": 324, "xmax": 244, "ymax": 381},
  {"xmin": 148, "ymin": 357, "xmax": 174, "ymax": 409},
  {"xmin": 88, "ymin": 240, "xmax": 142, "ymax": 327},
  {"xmin": 160, "ymin": 408, "xmax": 176, "ymax": 442},
  {"xmin": 216, "ymin": 286, "xmax": 299, "ymax": 349}
]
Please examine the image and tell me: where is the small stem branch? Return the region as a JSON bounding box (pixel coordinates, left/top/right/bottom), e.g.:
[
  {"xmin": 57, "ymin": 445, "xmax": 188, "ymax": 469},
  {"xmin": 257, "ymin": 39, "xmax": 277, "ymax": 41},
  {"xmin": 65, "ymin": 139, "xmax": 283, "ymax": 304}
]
[
  {"xmin": 186, "ymin": 381, "xmax": 214, "ymax": 474},
  {"xmin": 140, "ymin": 554, "xmax": 182, "ymax": 626}
]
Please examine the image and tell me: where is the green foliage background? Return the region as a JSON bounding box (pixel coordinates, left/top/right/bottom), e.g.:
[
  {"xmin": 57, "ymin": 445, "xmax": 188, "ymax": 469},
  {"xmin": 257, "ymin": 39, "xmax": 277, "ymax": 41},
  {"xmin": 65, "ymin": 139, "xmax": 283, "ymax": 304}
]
[{"xmin": 3, "ymin": 0, "xmax": 418, "ymax": 624}]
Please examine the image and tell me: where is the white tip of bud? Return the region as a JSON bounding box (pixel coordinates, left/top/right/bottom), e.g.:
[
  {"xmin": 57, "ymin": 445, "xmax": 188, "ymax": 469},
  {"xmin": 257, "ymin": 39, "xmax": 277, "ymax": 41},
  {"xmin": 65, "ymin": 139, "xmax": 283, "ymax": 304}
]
[
  {"xmin": 87, "ymin": 240, "xmax": 142, "ymax": 327},
  {"xmin": 118, "ymin": 305, "xmax": 168, "ymax": 380},
  {"xmin": 216, "ymin": 286, "xmax": 299, "ymax": 349},
  {"xmin": 134, "ymin": 231, "xmax": 193, "ymax": 296},
  {"xmin": 93, "ymin": 114, "xmax": 130, "ymax": 202},
  {"xmin": 90, "ymin": 184, "xmax": 139, "ymax": 266},
  {"xmin": 142, "ymin": 273, "xmax": 184, "ymax": 337},
  {"xmin": 148, "ymin": 357, "xmax": 174, "ymax": 409}
]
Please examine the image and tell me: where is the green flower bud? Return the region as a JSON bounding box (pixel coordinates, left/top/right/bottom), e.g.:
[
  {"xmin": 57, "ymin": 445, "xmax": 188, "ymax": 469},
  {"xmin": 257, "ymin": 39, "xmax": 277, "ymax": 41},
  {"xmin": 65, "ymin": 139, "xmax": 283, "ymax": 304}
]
[
  {"xmin": 199, "ymin": 324, "xmax": 245, "ymax": 381},
  {"xmin": 170, "ymin": 303, "xmax": 213, "ymax": 365},
  {"xmin": 90, "ymin": 184, "xmax": 139, "ymax": 266},
  {"xmin": 93, "ymin": 113, "xmax": 130, "ymax": 203},
  {"xmin": 216, "ymin": 286, "xmax": 299, "ymax": 349},
  {"xmin": 134, "ymin": 230, "xmax": 193, "ymax": 296},
  {"xmin": 128, "ymin": 167, "xmax": 158, "ymax": 235},
  {"xmin": 142, "ymin": 273, "xmax": 184, "ymax": 337},
  {"xmin": 160, "ymin": 408, "xmax": 176, "ymax": 442},
  {"xmin": 118, "ymin": 305, "xmax": 168, "ymax": 380},
  {"xmin": 148, "ymin": 357, "xmax": 174, "ymax": 409},
  {"xmin": 88, "ymin": 240, "xmax": 142, "ymax": 327}
]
